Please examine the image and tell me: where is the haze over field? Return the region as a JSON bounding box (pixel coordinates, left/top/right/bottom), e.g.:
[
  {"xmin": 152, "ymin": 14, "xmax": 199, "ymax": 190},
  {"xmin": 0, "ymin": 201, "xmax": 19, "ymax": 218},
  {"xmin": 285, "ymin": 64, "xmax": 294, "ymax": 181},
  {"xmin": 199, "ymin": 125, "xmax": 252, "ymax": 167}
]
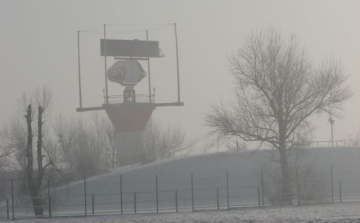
[
  {"xmin": 1, "ymin": 1, "xmax": 360, "ymax": 222},
  {"xmin": 1, "ymin": 0, "xmax": 359, "ymax": 149},
  {"xmin": 3, "ymin": 147, "xmax": 360, "ymax": 221}
]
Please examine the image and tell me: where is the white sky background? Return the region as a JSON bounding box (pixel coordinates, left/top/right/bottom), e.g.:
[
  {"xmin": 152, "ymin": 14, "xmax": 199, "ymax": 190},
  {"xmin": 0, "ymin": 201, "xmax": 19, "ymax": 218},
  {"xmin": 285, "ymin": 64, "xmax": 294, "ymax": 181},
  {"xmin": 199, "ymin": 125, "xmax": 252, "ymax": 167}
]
[{"xmin": 0, "ymin": 0, "xmax": 359, "ymax": 151}]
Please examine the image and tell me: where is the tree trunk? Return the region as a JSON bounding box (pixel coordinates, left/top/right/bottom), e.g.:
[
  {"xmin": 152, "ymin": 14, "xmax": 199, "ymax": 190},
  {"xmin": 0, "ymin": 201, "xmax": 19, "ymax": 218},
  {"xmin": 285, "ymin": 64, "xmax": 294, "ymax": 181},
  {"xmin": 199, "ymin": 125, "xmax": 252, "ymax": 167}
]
[
  {"xmin": 25, "ymin": 105, "xmax": 45, "ymax": 216},
  {"xmin": 32, "ymin": 199, "xmax": 44, "ymax": 216},
  {"xmin": 25, "ymin": 105, "xmax": 33, "ymax": 194},
  {"xmin": 37, "ymin": 106, "xmax": 44, "ymax": 181},
  {"xmin": 278, "ymin": 95, "xmax": 292, "ymax": 205},
  {"xmin": 279, "ymin": 147, "xmax": 292, "ymax": 204},
  {"xmin": 34, "ymin": 106, "xmax": 44, "ymax": 216},
  {"xmin": 29, "ymin": 189, "xmax": 43, "ymax": 216}
]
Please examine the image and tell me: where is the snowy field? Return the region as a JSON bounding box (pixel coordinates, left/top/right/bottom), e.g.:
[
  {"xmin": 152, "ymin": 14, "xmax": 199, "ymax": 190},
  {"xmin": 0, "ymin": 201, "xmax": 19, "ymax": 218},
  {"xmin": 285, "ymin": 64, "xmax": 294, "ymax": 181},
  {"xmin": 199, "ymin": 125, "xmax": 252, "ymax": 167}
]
[
  {"xmin": 7, "ymin": 202, "xmax": 360, "ymax": 223},
  {"xmin": 46, "ymin": 147, "xmax": 360, "ymax": 215},
  {"xmin": 2, "ymin": 147, "xmax": 360, "ymax": 221}
]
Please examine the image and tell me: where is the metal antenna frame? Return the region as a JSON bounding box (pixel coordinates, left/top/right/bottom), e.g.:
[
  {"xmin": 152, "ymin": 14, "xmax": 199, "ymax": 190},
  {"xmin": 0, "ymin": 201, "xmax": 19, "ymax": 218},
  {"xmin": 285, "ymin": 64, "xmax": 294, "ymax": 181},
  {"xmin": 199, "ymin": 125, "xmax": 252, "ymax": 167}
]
[{"xmin": 76, "ymin": 23, "xmax": 183, "ymax": 112}]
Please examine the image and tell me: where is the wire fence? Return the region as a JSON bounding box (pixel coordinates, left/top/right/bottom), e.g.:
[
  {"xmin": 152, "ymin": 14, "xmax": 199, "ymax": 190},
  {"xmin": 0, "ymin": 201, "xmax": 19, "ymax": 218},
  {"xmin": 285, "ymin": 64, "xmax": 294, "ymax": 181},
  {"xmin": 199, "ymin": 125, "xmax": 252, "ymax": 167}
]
[
  {"xmin": 0, "ymin": 166, "xmax": 360, "ymax": 221},
  {"xmin": 311, "ymin": 140, "xmax": 346, "ymax": 147}
]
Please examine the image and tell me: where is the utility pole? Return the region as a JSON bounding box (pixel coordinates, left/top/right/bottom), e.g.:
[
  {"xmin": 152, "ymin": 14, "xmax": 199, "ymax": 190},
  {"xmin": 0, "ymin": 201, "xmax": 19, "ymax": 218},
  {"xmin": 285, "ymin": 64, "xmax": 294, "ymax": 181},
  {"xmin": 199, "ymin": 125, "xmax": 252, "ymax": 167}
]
[{"xmin": 328, "ymin": 117, "xmax": 335, "ymax": 147}]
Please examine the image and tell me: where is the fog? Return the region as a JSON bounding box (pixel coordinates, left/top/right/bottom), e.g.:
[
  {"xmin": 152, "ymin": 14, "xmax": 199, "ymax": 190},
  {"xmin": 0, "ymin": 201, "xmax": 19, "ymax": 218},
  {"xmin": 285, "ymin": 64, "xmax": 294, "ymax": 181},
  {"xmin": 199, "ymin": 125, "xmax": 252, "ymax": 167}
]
[{"xmin": 1, "ymin": 0, "xmax": 359, "ymax": 150}]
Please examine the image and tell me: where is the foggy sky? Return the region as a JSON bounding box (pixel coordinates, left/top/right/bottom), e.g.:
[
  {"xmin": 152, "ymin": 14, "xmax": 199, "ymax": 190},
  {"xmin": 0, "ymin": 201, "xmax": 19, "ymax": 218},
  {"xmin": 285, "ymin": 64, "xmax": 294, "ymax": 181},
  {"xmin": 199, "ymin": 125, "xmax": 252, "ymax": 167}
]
[{"xmin": 1, "ymin": 0, "xmax": 359, "ymax": 150}]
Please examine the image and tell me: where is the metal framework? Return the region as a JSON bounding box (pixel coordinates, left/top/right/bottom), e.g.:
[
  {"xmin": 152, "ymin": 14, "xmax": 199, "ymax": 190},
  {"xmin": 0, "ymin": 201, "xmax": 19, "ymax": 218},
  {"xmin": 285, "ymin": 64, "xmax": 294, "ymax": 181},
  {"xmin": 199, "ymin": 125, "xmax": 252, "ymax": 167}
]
[{"xmin": 76, "ymin": 23, "xmax": 183, "ymax": 112}]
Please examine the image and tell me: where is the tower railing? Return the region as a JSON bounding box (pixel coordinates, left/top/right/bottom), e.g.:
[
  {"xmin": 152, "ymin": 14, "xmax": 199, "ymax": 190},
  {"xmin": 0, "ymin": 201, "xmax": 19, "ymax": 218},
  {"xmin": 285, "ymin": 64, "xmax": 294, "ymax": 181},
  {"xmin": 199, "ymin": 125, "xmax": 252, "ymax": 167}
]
[{"xmin": 106, "ymin": 94, "xmax": 156, "ymax": 104}]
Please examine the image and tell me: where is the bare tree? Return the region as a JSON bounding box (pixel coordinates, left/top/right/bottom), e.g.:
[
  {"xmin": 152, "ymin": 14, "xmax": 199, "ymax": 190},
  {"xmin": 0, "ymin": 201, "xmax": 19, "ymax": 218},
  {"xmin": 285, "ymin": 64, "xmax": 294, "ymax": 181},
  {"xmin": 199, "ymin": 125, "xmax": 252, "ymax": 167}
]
[
  {"xmin": 23, "ymin": 87, "xmax": 54, "ymax": 215},
  {"xmin": 0, "ymin": 86, "xmax": 55, "ymax": 216},
  {"xmin": 205, "ymin": 29, "xmax": 351, "ymax": 204},
  {"xmin": 142, "ymin": 119, "xmax": 197, "ymax": 164},
  {"xmin": 1, "ymin": 87, "xmax": 67, "ymax": 214},
  {"xmin": 347, "ymin": 127, "xmax": 360, "ymax": 147},
  {"xmin": 0, "ymin": 122, "xmax": 24, "ymax": 170},
  {"xmin": 0, "ymin": 133, "xmax": 17, "ymax": 160},
  {"xmin": 142, "ymin": 120, "xmax": 163, "ymax": 164},
  {"xmin": 54, "ymin": 115, "xmax": 74, "ymax": 170},
  {"xmin": 104, "ymin": 119, "xmax": 118, "ymax": 169},
  {"xmin": 0, "ymin": 128, "xmax": 20, "ymax": 200},
  {"xmin": 55, "ymin": 114, "xmax": 110, "ymax": 177},
  {"xmin": 225, "ymin": 140, "xmax": 247, "ymax": 152}
]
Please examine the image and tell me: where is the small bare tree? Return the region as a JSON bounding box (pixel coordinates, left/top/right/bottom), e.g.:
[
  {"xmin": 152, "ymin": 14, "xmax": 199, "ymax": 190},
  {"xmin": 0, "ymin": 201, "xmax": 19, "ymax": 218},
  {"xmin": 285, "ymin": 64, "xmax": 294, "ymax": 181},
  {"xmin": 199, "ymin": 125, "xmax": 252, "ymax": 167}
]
[
  {"xmin": 206, "ymin": 28, "xmax": 351, "ymax": 204},
  {"xmin": 141, "ymin": 119, "xmax": 160, "ymax": 163},
  {"xmin": 0, "ymin": 124, "xmax": 23, "ymax": 170},
  {"xmin": 56, "ymin": 114, "xmax": 110, "ymax": 177},
  {"xmin": 0, "ymin": 130, "xmax": 19, "ymax": 200},
  {"xmin": 226, "ymin": 140, "xmax": 247, "ymax": 152},
  {"xmin": 347, "ymin": 127, "xmax": 360, "ymax": 147},
  {"xmin": 142, "ymin": 119, "xmax": 197, "ymax": 164},
  {"xmin": 104, "ymin": 118, "xmax": 118, "ymax": 169}
]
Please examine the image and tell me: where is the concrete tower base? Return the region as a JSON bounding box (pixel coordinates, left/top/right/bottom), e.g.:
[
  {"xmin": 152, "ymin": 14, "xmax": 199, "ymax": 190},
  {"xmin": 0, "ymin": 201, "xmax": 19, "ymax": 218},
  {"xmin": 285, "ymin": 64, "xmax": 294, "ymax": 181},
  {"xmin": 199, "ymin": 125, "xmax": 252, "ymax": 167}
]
[{"xmin": 117, "ymin": 131, "xmax": 143, "ymax": 166}]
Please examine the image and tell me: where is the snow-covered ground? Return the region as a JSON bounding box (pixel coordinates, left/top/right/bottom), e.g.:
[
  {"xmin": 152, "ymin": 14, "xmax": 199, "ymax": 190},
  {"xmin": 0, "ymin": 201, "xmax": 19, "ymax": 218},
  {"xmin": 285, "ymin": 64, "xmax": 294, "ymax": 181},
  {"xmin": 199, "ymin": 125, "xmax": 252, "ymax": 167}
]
[
  {"xmin": 47, "ymin": 147, "xmax": 360, "ymax": 215},
  {"xmin": 2, "ymin": 147, "xmax": 360, "ymax": 221},
  {"xmin": 7, "ymin": 202, "xmax": 360, "ymax": 223}
]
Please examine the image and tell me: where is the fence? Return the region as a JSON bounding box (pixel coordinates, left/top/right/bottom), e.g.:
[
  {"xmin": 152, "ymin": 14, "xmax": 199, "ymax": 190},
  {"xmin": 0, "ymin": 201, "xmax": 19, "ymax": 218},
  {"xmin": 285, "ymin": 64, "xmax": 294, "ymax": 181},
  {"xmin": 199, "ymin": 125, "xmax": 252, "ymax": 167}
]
[
  {"xmin": 0, "ymin": 166, "xmax": 360, "ymax": 221},
  {"xmin": 311, "ymin": 140, "xmax": 346, "ymax": 147}
]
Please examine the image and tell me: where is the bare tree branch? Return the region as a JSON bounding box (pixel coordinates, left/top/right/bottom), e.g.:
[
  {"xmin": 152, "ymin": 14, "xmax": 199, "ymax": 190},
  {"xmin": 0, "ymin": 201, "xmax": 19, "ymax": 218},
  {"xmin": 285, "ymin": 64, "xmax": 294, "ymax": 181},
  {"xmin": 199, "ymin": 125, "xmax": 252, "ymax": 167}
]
[{"xmin": 205, "ymin": 28, "xmax": 352, "ymax": 203}]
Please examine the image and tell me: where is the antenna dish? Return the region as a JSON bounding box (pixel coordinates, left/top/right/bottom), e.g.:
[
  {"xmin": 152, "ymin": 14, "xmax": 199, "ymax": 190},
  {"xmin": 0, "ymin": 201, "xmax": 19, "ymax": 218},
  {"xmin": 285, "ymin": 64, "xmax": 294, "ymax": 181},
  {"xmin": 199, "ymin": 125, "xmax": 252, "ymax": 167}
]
[{"xmin": 108, "ymin": 60, "xmax": 146, "ymax": 86}]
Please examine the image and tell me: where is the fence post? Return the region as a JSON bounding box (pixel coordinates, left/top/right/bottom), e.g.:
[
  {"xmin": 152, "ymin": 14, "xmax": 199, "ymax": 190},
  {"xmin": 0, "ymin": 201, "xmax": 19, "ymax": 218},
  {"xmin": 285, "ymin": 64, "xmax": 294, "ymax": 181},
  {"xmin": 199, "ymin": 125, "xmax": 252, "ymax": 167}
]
[
  {"xmin": 84, "ymin": 177, "xmax": 87, "ymax": 216},
  {"xmin": 226, "ymin": 170, "xmax": 229, "ymax": 210},
  {"xmin": 47, "ymin": 179, "xmax": 51, "ymax": 218},
  {"xmin": 175, "ymin": 190, "xmax": 178, "ymax": 212},
  {"xmin": 6, "ymin": 198, "xmax": 9, "ymax": 220},
  {"xmin": 331, "ymin": 165, "xmax": 334, "ymax": 203},
  {"xmin": 261, "ymin": 170, "xmax": 264, "ymax": 207},
  {"xmin": 155, "ymin": 175, "xmax": 159, "ymax": 213},
  {"xmin": 120, "ymin": 176, "xmax": 123, "ymax": 214},
  {"xmin": 191, "ymin": 172, "xmax": 194, "ymax": 212},
  {"xmin": 134, "ymin": 192, "xmax": 137, "ymax": 214},
  {"xmin": 339, "ymin": 181, "xmax": 342, "ymax": 203},
  {"xmin": 92, "ymin": 194, "xmax": 95, "ymax": 215},
  {"xmin": 11, "ymin": 179, "xmax": 14, "ymax": 220},
  {"xmin": 217, "ymin": 188, "xmax": 219, "ymax": 210},
  {"xmin": 296, "ymin": 170, "xmax": 300, "ymax": 206},
  {"xmin": 257, "ymin": 186, "xmax": 261, "ymax": 207}
]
